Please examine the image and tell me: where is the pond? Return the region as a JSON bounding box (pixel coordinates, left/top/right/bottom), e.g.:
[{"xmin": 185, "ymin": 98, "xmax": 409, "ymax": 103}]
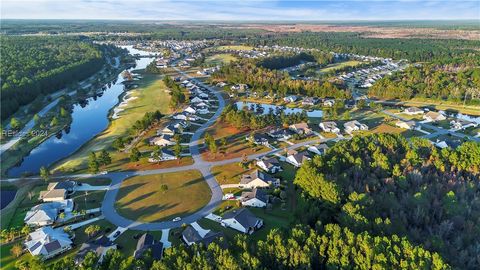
[
  {"xmin": 7, "ymin": 46, "xmax": 155, "ymax": 177},
  {"xmin": 0, "ymin": 190, "xmax": 17, "ymax": 209},
  {"xmin": 235, "ymin": 101, "xmax": 323, "ymax": 118}
]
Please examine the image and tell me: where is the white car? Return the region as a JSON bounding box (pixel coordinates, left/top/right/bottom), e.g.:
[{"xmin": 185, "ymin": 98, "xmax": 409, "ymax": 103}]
[
  {"xmin": 172, "ymin": 217, "xmax": 181, "ymax": 222},
  {"xmin": 99, "ymin": 171, "xmax": 108, "ymax": 175}
]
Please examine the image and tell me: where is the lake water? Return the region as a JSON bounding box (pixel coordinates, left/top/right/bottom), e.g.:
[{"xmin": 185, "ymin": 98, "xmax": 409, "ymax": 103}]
[
  {"xmin": 235, "ymin": 101, "xmax": 323, "ymax": 118},
  {"xmin": 0, "ymin": 190, "xmax": 17, "ymax": 209},
  {"xmin": 7, "ymin": 46, "xmax": 154, "ymax": 177}
]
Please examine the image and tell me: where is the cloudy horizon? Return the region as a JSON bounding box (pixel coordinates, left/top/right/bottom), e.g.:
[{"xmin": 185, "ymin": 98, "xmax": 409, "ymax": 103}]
[{"xmin": 1, "ymin": 0, "xmax": 479, "ymax": 21}]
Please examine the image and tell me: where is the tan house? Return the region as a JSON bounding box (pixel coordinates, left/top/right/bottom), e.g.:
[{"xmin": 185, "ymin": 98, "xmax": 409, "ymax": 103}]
[
  {"xmin": 289, "ymin": 122, "xmax": 312, "ymax": 135},
  {"xmin": 423, "ymin": 111, "xmax": 446, "ymax": 122}
]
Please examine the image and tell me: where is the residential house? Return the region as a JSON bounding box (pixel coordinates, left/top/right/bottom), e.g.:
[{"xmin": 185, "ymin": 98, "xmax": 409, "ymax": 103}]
[
  {"xmin": 403, "ymin": 107, "xmax": 424, "ymax": 115},
  {"xmin": 184, "ymin": 106, "xmax": 197, "ymax": 114},
  {"xmin": 47, "ymin": 181, "xmax": 76, "ymax": 194},
  {"xmin": 256, "ymin": 157, "xmax": 282, "ymax": 173},
  {"xmin": 323, "ymin": 99, "xmax": 335, "ymax": 107},
  {"xmin": 307, "ymin": 144, "xmax": 329, "ymax": 155},
  {"xmin": 75, "ymin": 235, "xmax": 117, "ymax": 265},
  {"xmin": 344, "ymin": 120, "xmax": 369, "ymax": 134},
  {"xmin": 344, "ymin": 99, "xmax": 356, "ymax": 108},
  {"xmin": 221, "ymin": 208, "xmax": 263, "ymax": 234},
  {"xmin": 160, "ymin": 124, "xmax": 178, "ymax": 136},
  {"xmin": 267, "ymin": 128, "xmax": 293, "ymax": 140},
  {"xmin": 24, "ymin": 200, "xmax": 74, "ymax": 226},
  {"xmin": 240, "ymin": 189, "xmax": 268, "ymax": 208},
  {"xmin": 39, "ymin": 180, "xmax": 76, "ymax": 202},
  {"xmin": 134, "ymin": 233, "xmax": 163, "ymax": 260},
  {"xmin": 396, "ymin": 120, "xmax": 417, "ymax": 130},
  {"xmin": 423, "ymin": 111, "xmax": 446, "ymax": 122},
  {"xmin": 25, "ymin": 227, "xmax": 73, "ymax": 260},
  {"xmin": 240, "ymin": 170, "xmax": 280, "ymax": 189},
  {"xmin": 247, "ymin": 133, "xmax": 270, "ymax": 146},
  {"xmin": 289, "ymin": 122, "xmax": 312, "ymax": 135},
  {"xmin": 302, "ymin": 97, "xmax": 318, "ymax": 106},
  {"xmin": 150, "ymin": 134, "xmax": 176, "ymax": 147},
  {"xmin": 191, "ymin": 96, "xmax": 204, "ymax": 103},
  {"xmin": 148, "ymin": 149, "xmax": 177, "ymax": 162},
  {"xmin": 194, "ymin": 105, "xmax": 209, "ymax": 115},
  {"xmin": 283, "ymin": 95, "xmax": 298, "ymax": 103},
  {"xmin": 182, "ymin": 226, "xmax": 225, "ymax": 247},
  {"xmin": 319, "ymin": 122, "xmax": 340, "ymax": 133},
  {"xmin": 450, "ymin": 119, "xmax": 478, "ymax": 130},
  {"xmin": 286, "ymin": 151, "xmax": 311, "ymax": 167},
  {"xmin": 433, "ymin": 138, "xmax": 462, "ymax": 149}
]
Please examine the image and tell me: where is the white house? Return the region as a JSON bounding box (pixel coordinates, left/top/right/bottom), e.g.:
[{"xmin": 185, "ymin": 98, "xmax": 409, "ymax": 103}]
[
  {"xmin": 247, "ymin": 133, "xmax": 270, "ymax": 146},
  {"xmin": 319, "ymin": 122, "xmax": 340, "ymax": 133},
  {"xmin": 148, "ymin": 149, "xmax": 177, "ymax": 162},
  {"xmin": 403, "ymin": 107, "xmax": 424, "ymax": 115},
  {"xmin": 396, "ymin": 120, "xmax": 417, "ymax": 130},
  {"xmin": 150, "ymin": 135, "xmax": 176, "ymax": 146},
  {"xmin": 450, "ymin": 119, "xmax": 478, "ymax": 130},
  {"xmin": 323, "ymin": 99, "xmax": 335, "ymax": 107},
  {"xmin": 160, "ymin": 124, "xmax": 178, "ymax": 136},
  {"xmin": 423, "ymin": 111, "xmax": 446, "ymax": 122},
  {"xmin": 184, "ymin": 106, "xmax": 197, "ymax": 114},
  {"xmin": 221, "ymin": 208, "xmax": 263, "ymax": 234},
  {"xmin": 344, "ymin": 120, "xmax": 369, "ymax": 134},
  {"xmin": 239, "ymin": 170, "xmax": 280, "ymax": 189},
  {"xmin": 256, "ymin": 157, "xmax": 282, "ymax": 173},
  {"xmin": 240, "ymin": 189, "xmax": 268, "ymax": 208},
  {"xmin": 286, "ymin": 151, "xmax": 311, "ymax": 167},
  {"xmin": 307, "ymin": 144, "xmax": 329, "ymax": 155},
  {"xmin": 25, "ymin": 227, "xmax": 73, "ymax": 260},
  {"xmin": 24, "ymin": 200, "xmax": 74, "ymax": 226},
  {"xmin": 283, "ymin": 95, "xmax": 298, "ymax": 103},
  {"xmin": 191, "ymin": 96, "xmax": 204, "ymax": 103}
]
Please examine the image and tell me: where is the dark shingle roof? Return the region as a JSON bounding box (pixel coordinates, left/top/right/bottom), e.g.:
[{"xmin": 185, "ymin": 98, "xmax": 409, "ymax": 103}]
[
  {"xmin": 134, "ymin": 233, "xmax": 163, "ymax": 260},
  {"xmin": 241, "ymin": 188, "xmax": 268, "ymax": 204},
  {"xmin": 222, "ymin": 208, "xmax": 261, "ymax": 229}
]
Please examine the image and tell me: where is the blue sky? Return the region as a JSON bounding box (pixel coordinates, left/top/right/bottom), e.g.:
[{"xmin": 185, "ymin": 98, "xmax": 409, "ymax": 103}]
[{"xmin": 2, "ymin": 0, "xmax": 479, "ymax": 20}]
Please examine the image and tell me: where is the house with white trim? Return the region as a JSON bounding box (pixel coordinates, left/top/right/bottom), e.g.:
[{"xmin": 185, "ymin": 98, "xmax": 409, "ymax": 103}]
[
  {"xmin": 344, "ymin": 120, "xmax": 369, "ymax": 134},
  {"xmin": 423, "ymin": 111, "xmax": 446, "ymax": 122},
  {"xmin": 256, "ymin": 157, "xmax": 282, "ymax": 173},
  {"xmin": 221, "ymin": 208, "xmax": 263, "ymax": 234},
  {"xmin": 240, "ymin": 189, "xmax": 268, "ymax": 208},
  {"xmin": 319, "ymin": 122, "xmax": 340, "ymax": 133},
  {"xmin": 25, "ymin": 227, "xmax": 73, "ymax": 260},
  {"xmin": 239, "ymin": 170, "xmax": 279, "ymax": 189},
  {"xmin": 286, "ymin": 151, "xmax": 311, "ymax": 167},
  {"xmin": 403, "ymin": 107, "xmax": 424, "ymax": 115},
  {"xmin": 307, "ymin": 144, "xmax": 329, "ymax": 155}
]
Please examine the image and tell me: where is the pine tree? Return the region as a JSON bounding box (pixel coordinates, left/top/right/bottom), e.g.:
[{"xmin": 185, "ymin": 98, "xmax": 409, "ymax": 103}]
[{"xmin": 88, "ymin": 152, "xmax": 99, "ymax": 174}]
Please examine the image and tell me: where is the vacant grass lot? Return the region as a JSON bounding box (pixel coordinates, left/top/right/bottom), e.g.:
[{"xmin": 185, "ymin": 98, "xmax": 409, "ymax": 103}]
[
  {"xmin": 211, "ymin": 162, "xmax": 254, "ymax": 185},
  {"xmin": 216, "ymin": 45, "xmax": 254, "ymax": 51},
  {"xmin": 318, "ymin": 60, "xmax": 362, "ymax": 73},
  {"xmin": 115, "ymin": 170, "xmax": 210, "ymax": 222},
  {"xmin": 205, "ymin": 53, "xmax": 237, "ymax": 66},
  {"xmin": 53, "ymin": 72, "xmax": 172, "ymax": 173}
]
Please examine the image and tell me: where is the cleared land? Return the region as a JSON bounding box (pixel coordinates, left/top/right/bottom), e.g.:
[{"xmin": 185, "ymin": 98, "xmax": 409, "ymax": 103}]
[
  {"xmin": 216, "ymin": 45, "xmax": 254, "ymax": 51},
  {"xmin": 211, "ymin": 162, "xmax": 254, "ymax": 185},
  {"xmin": 115, "ymin": 170, "xmax": 210, "ymax": 222},
  {"xmin": 318, "ymin": 60, "xmax": 362, "ymax": 73},
  {"xmin": 205, "ymin": 53, "xmax": 237, "ymax": 66},
  {"xmin": 53, "ymin": 72, "xmax": 172, "ymax": 173}
]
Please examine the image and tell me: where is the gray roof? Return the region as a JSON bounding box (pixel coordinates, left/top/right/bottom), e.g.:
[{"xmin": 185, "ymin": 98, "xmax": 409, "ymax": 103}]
[
  {"xmin": 222, "ymin": 208, "xmax": 262, "ymax": 229},
  {"xmin": 259, "ymin": 157, "xmax": 280, "ymax": 169},
  {"xmin": 240, "ymin": 170, "xmax": 276, "ymax": 185},
  {"xmin": 75, "ymin": 235, "xmax": 115, "ymax": 264},
  {"xmin": 47, "ymin": 180, "xmax": 76, "ymax": 191},
  {"xmin": 134, "ymin": 233, "xmax": 163, "ymax": 260},
  {"xmin": 290, "ymin": 151, "xmax": 311, "ymax": 163},
  {"xmin": 182, "ymin": 226, "xmax": 202, "ymax": 243},
  {"xmin": 241, "ymin": 188, "xmax": 268, "ymax": 204}
]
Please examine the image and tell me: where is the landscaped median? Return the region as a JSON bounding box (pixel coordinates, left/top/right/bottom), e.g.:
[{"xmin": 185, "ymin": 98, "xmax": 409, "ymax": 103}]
[{"xmin": 114, "ymin": 170, "xmax": 210, "ymax": 222}]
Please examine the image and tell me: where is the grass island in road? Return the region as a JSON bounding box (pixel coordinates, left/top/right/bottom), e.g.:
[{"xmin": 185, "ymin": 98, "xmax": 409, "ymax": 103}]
[{"xmin": 115, "ymin": 170, "xmax": 210, "ymax": 222}]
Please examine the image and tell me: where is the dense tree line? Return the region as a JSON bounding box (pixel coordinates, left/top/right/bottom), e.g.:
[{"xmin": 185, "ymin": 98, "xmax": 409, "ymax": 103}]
[
  {"xmin": 0, "ymin": 36, "xmax": 105, "ymax": 119},
  {"xmin": 368, "ymin": 65, "xmax": 480, "ymax": 103},
  {"xmin": 257, "ymin": 52, "xmax": 315, "ymax": 69},
  {"xmin": 221, "ymin": 103, "xmax": 308, "ymax": 129},
  {"xmin": 13, "ymin": 222, "xmax": 448, "ymax": 270},
  {"xmin": 212, "ymin": 60, "xmax": 350, "ymax": 99},
  {"xmin": 294, "ymin": 134, "xmax": 480, "ymax": 269},
  {"xmin": 248, "ymin": 32, "xmax": 480, "ymax": 64},
  {"xmin": 163, "ymin": 76, "xmax": 186, "ymax": 109}
]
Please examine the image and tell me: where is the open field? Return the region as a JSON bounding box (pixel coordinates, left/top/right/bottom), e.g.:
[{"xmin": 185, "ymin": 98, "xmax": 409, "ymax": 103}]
[
  {"xmin": 53, "ymin": 72, "xmax": 172, "ymax": 173},
  {"xmin": 201, "ymin": 121, "xmax": 269, "ymax": 161},
  {"xmin": 318, "ymin": 60, "xmax": 362, "ymax": 73},
  {"xmin": 211, "ymin": 162, "xmax": 254, "ymax": 185},
  {"xmin": 216, "ymin": 45, "xmax": 254, "ymax": 51},
  {"xmin": 205, "ymin": 53, "xmax": 237, "ymax": 66},
  {"xmin": 115, "ymin": 170, "xmax": 210, "ymax": 222},
  {"xmin": 379, "ymin": 99, "xmax": 480, "ymax": 116}
]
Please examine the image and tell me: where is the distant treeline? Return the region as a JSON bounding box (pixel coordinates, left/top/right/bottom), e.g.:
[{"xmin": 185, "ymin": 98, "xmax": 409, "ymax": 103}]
[
  {"xmin": 0, "ymin": 36, "xmax": 107, "ymax": 120},
  {"xmin": 247, "ymin": 32, "xmax": 480, "ymax": 63}
]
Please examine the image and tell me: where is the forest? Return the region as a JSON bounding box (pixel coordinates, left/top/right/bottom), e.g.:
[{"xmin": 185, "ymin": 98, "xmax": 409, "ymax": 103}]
[
  {"xmin": 0, "ymin": 36, "xmax": 105, "ymax": 120},
  {"xmin": 294, "ymin": 134, "xmax": 480, "ymax": 269},
  {"xmin": 247, "ymin": 32, "xmax": 480, "ymax": 64},
  {"xmin": 368, "ymin": 65, "xmax": 480, "ymax": 103},
  {"xmin": 212, "ymin": 60, "xmax": 350, "ymax": 99}
]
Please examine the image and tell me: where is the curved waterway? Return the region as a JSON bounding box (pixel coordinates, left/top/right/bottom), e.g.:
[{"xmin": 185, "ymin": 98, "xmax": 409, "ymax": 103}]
[{"xmin": 7, "ymin": 46, "xmax": 154, "ymax": 177}]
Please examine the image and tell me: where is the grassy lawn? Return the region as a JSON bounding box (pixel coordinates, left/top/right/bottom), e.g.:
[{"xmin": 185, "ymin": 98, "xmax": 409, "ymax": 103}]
[
  {"xmin": 53, "ymin": 72, "xmax": 172, "ymax": 174},
  {"xmin": 115, "ymin": 170, "xmax": 210, "ymax": 222},
  {"xmin": 205, "ymin": 54, "xmax": 237, "ymax": 66},
  {"xmin": 318, "ymin": 60, "xmax": 362, "ymax": 73},
  {"xmin": 216, "ymin": 45, "xmax": 254, "ymax": 51},
  {"xmin": 211, "ymin": 162, "xmax": 254, "ymax": 185}
]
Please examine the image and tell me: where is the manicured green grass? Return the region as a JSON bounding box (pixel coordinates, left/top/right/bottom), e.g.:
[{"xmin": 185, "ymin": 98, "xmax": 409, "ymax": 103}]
[
  {"xmin": 53, "ymin": 72, "xmax": 172, "ymax": 173},
  {"xmin": 205, "ymin": 54, "xmax": 237, "ymax": 66},
  {"xmin": 115, "ymin": 171, "xmax": 210, "ymax": 222},
  {"xmin": 318, "ymin": 60, "xmax": 362, "ymax": 73}
]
